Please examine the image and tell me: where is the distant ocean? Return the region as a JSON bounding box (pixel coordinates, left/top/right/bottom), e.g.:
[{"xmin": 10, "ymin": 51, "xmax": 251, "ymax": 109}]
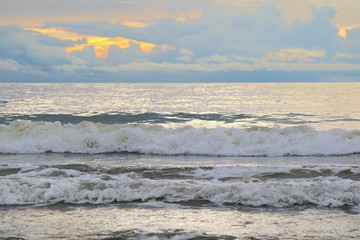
[{"xmin": 1, "ymin": 83, "xmax": 360, "ymax": 239}]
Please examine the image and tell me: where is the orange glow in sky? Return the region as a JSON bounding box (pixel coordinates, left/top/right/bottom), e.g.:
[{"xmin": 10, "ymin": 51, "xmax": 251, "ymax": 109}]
[
  {"xmin": 122, "ymin": 20, "xmax": 149, "ymax": 28},
  {"xmin": 30, "ymin": 27, "xmax": 83, "ymax": 41},
  {"xmin": 337, "ymin": 25, "xmax": 360, "ymax": 38},
  {"xmin": 30, "ymin": 27, "xmax": 166, "ymax": 58},
  {"xmin": 175, "ymin": 10, "xmax": 203, "ymax": 22},
  {"xmin": 66, "ymin": 36, "xmax": 156, "ymax": 58}
]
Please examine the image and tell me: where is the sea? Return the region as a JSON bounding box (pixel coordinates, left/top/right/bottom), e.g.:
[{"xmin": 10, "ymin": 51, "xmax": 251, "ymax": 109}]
[{"xmin": 0, "ymin": 82, "xmax": 360, "ymax": 240}]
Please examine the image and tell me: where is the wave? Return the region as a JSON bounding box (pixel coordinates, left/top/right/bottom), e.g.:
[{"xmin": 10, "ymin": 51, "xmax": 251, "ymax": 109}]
[
  {"xmin": 1, "ymin": 169, "xmax": 359, "ymax": 207},
  {"xmin": 1, "ymin": 120, "xmax": 360, "ymax": 156}
]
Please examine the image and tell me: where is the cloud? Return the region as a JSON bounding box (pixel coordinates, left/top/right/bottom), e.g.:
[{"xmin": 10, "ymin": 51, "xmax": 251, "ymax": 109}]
[
  {"xmin": 341, "ymin": 27, "xmax": 360, "ymax": 52},
  {"xmin": 333, "ymin": 52, "xmax": 356, "ymax": 59},
  {"xmin": 0, "ymin": 0, "xmax": 203, "ymax": 26},
  {"xmin": 264, "ymin": 48, "xmax": 327, "ymax": 62},
  {"xmin": 0, "ymin": 1, "xmax": 359, "ymax": 82},
  {"xmin": 27, "ymin": 3, "xmax": 342, "ymax": 58},
  {"xmin": 0, "ymin": 59, "xmax": 20, "ymax": 71},
  {"xmin": 176, "ymin": 48, "xmax": 194, "ymax": 62},
  {"xmin": 178, "ymin": 48, "xmax": 194, "ymax": 56},
  {"xmin": 66, "ymin": 36, "xmax": 157, "ymax": 58},
  {"xmin": 53, "ymin": 48, "xmax": 360, "ymax": 74},
  {"xmin": 199, "ymin": 55, "xmax": 229, "ymax": 63},
  {"xmin": 0, "ymin": 26, "xmax": 75, "ymax": 70},
  {"xmin": 214, "ymin": 0, "xmax": 360, "ymax": 28}
]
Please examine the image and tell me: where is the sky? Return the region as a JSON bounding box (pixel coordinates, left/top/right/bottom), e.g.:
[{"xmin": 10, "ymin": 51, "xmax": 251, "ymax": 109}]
[{"xmin": 0, "ymin": 0, "xmax": 360, "ymax": 82}]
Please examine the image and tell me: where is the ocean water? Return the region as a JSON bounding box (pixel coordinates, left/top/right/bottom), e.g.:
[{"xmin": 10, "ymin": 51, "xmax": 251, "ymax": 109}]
[{"xmin": 0, "ymin": 83, "xmax": 360, "ymax": 239}]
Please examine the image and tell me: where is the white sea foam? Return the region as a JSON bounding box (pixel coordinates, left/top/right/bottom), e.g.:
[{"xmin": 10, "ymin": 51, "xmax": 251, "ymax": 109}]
[
  {"xmin": 187, "ymin": 165, "xmax": 358, "ymax": 180},
  {"xmin": 0, "ymin": 170, "xmax": 359, "ymax": 207},
  {"xmin": 1, "ymin": 121, "xmax": 360, "ymax": 156}
]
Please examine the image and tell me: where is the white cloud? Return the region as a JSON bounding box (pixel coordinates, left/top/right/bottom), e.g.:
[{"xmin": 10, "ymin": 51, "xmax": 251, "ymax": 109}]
[
  {"xmin": 0, "ymin": 59, "xmax": 20, "ymax": 71},
  {"xmin": 52, "ymin": 62, "xmax": 87, "ymax": 72},
  {"xmin": 0, "ymin": 26, "xmax": 73, "ymax": 70},
  {"xmin": 178, "ymin": 48, "xmax": 194, "ymax": 56},
  {"xmin": 53, "ymin": 56, "xmax": 360, "ymax": 73},
  {"xmin": 333, "ymin": 52, "xmax": 355, "ymax": 59},
  {"xmin": 264, "ymin": 48, "xmax": 327, "ymax": 62},
  {"xmin": 199, "ymin": 55, "xmax": 229, "ymax": 63}
]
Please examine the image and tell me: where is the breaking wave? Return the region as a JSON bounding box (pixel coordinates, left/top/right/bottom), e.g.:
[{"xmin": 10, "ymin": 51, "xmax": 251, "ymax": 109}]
[
  {"xmin": 1, "ymin": 169, "xmax": 359, "ymax": 207},
  {"xmin": 1, "ymin": 120, "xmax": 360, "ymax": 156}
]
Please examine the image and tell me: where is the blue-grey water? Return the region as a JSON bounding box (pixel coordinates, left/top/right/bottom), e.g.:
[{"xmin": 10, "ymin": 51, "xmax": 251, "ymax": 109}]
[{"xmin": 0, "ymin": 83, "xmax": 360, "ymax": 239}]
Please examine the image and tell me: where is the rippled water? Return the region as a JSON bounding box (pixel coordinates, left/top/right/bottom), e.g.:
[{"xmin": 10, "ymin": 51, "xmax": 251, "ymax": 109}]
[
  {"xmin": 0, "ymin": 83, "xmax": 360, "ymax": 239},
  {"xmin": 1, "ymin": 83, "xmax": 360, "ymax": 129}
]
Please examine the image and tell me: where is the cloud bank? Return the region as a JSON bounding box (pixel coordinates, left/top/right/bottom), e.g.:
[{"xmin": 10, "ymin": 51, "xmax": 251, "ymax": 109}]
[{"xmin": 0, "ymin": 1, "xmax": 359, "ymax": 82}]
